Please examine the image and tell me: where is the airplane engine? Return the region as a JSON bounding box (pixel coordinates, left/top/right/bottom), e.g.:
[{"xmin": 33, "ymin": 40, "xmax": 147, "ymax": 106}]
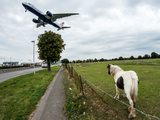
[
  {"xmin": 32, "ymin": 18, "xmax": 38, "ymax": 23},
  {"xmin": 46, "ymin": 11, "xmax": 53, "ymax": 17}
]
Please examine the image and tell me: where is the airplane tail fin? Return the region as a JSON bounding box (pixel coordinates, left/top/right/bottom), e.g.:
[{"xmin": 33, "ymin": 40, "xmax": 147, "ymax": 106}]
[
  {"xmin": 57, "ymin": 22, "xmax": 71, "ymax": 31},
  {"xmin": 60, "ymin": 22, "xmax": 64, "ymax": 27}
]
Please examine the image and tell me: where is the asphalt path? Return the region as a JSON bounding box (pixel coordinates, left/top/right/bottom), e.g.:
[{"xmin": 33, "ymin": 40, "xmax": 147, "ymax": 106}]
[
  {"xmin": 0, "ymin": 67, "xmax": 44, "ymax": 83},
  {"xmin": 32, "ymin": 67, "xmax": 67, "ymax": 120}
]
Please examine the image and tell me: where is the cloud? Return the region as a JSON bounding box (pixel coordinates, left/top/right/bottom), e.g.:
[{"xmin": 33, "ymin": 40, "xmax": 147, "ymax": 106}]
[{"xmin": 0, "ymin": 0, "xmax": 160, "ymax": 63}]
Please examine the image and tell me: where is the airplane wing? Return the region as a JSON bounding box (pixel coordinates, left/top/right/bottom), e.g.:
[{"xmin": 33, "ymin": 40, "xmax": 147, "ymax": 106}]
[
  {"xmin": 44, "ymin": 12, "xmax": 79, "ymax": 22},
  {"xmin": 53, "ymin": 13, "xmax": 79, "ymax": 19}
]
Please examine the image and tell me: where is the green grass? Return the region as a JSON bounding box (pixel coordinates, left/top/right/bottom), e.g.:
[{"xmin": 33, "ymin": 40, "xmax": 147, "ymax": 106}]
[
  {"xmin": 63, "ymin": 69, "xmax": 87, "ymax": 120},
  {"xmin": 73, "ymin": 59, "xmax": 160, "ymax": 119},
  {"xmin": 0, "ymin": 66, "xmax": 59, "ymax": 120}
]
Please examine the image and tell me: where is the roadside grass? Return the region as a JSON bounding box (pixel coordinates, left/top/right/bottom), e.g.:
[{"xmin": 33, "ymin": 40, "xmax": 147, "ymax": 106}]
[
  {"xmin": 63, "ymin": 69, "xmax": 88, "ymax": 120},
  {"xmin": 0, "ymin": 66, "xmax": 59, "ymax": 120},
  {"xmin": 73, "ymin": 59, "xmax": 160, "ymax": 119}
]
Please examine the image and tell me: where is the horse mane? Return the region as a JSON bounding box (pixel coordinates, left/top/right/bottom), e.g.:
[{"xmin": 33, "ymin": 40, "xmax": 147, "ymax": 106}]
[{"xmin": 110, "ymin": 65, "xmax": 123, "ymax": 75}]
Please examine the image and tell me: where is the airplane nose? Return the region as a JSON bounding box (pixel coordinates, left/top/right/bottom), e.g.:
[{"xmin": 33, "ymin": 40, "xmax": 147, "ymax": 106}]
[
  {"xmin": 22, "ymin": 2, "xmax": 25, "ymax": 6},
  {"xmin": 22, "ymin": 2, "xmax": 27, "ymax": 6}
]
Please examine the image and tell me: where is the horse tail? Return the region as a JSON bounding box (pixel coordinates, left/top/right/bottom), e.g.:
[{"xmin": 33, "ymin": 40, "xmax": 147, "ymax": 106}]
[{"xmin": 130, "ymin": 75, "xmax": 138, "ymax": 108}]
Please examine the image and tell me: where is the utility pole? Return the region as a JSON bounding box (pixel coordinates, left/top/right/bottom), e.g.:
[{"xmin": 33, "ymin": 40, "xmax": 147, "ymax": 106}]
[
  {"xmin": 10, "ymin": 57, "xmax": 12, "ymax": 69},
  {"xmin": 31, "ymin": 41, "xmax": 35, "ymax": 74}
]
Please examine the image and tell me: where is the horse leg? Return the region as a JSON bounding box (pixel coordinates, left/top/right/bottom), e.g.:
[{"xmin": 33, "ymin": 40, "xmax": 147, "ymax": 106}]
[
  {"xmin": 114, "ymin": 85, "xmax": 119, "ymax": 99},
  {"xmin": 126, "ymin": 93, "xmax": 136, "ymax": 118}
]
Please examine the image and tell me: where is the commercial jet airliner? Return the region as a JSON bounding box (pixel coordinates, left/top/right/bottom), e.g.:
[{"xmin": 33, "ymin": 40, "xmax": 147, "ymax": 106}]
[{"xmin": 22, "ymin": 2, "xmax": 79, "ymax": 31}]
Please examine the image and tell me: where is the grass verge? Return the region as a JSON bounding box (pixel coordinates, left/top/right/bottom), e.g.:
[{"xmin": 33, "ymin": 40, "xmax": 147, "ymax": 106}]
[
  {"xmin": 0, "ymin": 66, "xmax": 59, "ymax": 120},
  {"xmin": 63, "ymin": 69, "xmax": 88, "ymax": 120}
]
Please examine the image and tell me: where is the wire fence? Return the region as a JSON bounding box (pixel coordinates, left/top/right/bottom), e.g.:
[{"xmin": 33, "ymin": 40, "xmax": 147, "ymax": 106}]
[
  {"xmin": 65, "ymin": 64, "xmax": 127, "ymax": 120},
  {"xmin": 65, "ymin": 64, "xmax": 160, "ymax": 120}
]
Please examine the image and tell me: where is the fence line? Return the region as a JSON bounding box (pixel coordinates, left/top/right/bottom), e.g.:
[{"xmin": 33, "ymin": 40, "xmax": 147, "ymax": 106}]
[
  {"xmin": 65, "ymin": 64, "xmax": 127, "ymax": 119},
  {"xmin": 72, "ymin": 66, "xmax": 160, "ymax": 120}
]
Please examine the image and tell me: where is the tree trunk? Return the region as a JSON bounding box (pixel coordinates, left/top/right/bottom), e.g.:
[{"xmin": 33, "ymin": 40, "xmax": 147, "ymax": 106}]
[{"xmin": 47, "ymin": 62, "xmax": 51, "ymax": 71}]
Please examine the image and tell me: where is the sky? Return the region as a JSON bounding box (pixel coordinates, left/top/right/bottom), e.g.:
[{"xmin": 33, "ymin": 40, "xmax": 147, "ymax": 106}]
[{"xmin": 0, "ymin": 0, "xmax": 160, "ymax": 64}]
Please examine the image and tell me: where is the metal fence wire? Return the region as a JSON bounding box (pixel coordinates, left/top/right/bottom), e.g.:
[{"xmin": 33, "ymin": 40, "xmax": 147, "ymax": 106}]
[{"xmin": 65, "ymin": 64, "xmax": 127, "ymax": 120}]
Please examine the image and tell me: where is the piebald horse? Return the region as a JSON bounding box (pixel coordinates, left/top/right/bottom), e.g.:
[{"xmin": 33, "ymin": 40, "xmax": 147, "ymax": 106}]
[{"xmin": 107, "ymin": 64, "xmax": 139, "ymax": 118}]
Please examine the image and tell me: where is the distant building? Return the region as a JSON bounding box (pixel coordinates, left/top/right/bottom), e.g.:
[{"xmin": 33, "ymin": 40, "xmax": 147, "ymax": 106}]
[{"xmin": 3, "ymin": 62, "xmax": 19, "ymax": 66}]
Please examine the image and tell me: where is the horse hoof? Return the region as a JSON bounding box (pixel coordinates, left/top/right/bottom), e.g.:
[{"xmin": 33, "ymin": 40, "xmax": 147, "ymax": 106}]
[
  {"xmin": 128, "ymin": 113, "xmax": 136, "ymax": 118},
  {"xmin": 114, "ymin": 96, "xmax": 119, "ymax": 99}
]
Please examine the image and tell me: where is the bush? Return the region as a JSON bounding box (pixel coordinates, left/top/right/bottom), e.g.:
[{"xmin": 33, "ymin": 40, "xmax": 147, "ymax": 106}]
[{"xmin": 62, "ymin": 58, "xmax": 69, "ymax": 63}]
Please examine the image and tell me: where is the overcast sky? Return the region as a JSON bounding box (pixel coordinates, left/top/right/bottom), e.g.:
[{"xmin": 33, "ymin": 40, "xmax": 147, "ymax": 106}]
[{"xmin": 0, "ymin": 0, "xmax": 160, "ymax": 63}]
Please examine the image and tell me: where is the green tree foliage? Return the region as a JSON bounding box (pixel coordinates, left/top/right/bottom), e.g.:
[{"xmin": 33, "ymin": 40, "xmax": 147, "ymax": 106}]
[
  {"xmin": 86, "ymin": 59, "xmax": 91, "ymax": 62},
  {"xmin": 100, "ymin": 58, "xmax": 104, "ymax": 61},
  {"xmin": 61, "ymin": 58, "xmax": 69, "ymax": 63},
  {"xmin": 37, "ymin": 31, "xmax": 65, "ymax": 71},
  {"xmin": 143, "ymin": 54, "xmax": 150, "ymax": 59},
  {"xmin": 130, "ymin": 56, "xmax": 135, "ymax": 59},
  {"xmin": 138, "ymin": 55, "xmax": 142, "ymax": 59},
  {"xmin": 119, "ymin": 56, "xmax": 123, "ymax": 60},
  {"xmin": 71, "ymin": 52, "xmax": 160, "ymax": 63},
  {"xmin": 72, "ymin": 60, "xmax": 76, "ymax": 63},
  {"xmin": 151, "ymin": 52, "xmax": 158, "ymax": 58},
  {"xmin": 94, "ymin": 58, "xmax": 98, "ymax": 62}
]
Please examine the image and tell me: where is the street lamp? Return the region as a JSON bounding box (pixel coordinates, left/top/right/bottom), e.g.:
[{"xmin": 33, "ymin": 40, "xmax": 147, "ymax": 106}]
[
  {"xmin": 31, "ymin": 41, "xmax": 35, "ymax": 74},
  {"xmin": 10, "ymin": 57, "xmax": 12, "ymax": 69}
]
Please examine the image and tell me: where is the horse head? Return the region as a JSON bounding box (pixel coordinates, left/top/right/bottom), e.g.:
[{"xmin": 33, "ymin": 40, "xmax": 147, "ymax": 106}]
[
  {"xmin": 107, "ymin": 64, "xmax": 122, "ymax": 76},
  {"xmin": 107, "ymin": 64, "xmax": 111, "ymax": 75}
]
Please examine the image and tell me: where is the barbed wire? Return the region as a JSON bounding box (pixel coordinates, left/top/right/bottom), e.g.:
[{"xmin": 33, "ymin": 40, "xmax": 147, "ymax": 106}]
[{"xmin": 74, "ymin": 68, "xmax": 160, "ymax": 120}]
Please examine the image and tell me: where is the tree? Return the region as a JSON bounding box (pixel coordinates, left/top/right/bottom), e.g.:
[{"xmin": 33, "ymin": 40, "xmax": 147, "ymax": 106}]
[
  {"xmin": 119, "ymin": 56, "xmax": 123, "ymax": 60},
  {"xmin": 143, "ymin": 54, "xmax": 150, "ymax": 59},
  {"xmin": 72, "ymin": 60, "xmax": 76, "ymax": 63},
  {"xmin": 151, "ymin": 52, "xmax": 158, "ymax": 58},
  {"xmin": 100, "ymin": 58, "xmax": 104, "ymax": 62},
  {"xmin": 138, "ymin": 55, "xmax": 142, "ymax": 59},
  {"xmin": 61, "ymin": 58, "xmax": 69, "ymax": 63},
  {"xmin": 130, "ymin": 56, "xmax": 135, "ymax": 59},
  {"xmin": 94, "ymin": 58, "xmax": 98, "ymax": 62},
  {"xmin": 37, "ymin": 31, "xmax": 65, "ymax": 71}
]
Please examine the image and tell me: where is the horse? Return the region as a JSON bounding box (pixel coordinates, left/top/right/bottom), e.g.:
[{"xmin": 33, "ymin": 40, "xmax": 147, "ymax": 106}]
[{"xmin": 107, "ymin": 64, "xmax": 139, "ymax": 118}]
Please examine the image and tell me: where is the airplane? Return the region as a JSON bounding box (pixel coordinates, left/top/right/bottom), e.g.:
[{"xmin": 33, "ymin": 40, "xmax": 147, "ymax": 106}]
[{"xmin": 22, "ymin": 2, "xmax": 79, "ymax": 31}]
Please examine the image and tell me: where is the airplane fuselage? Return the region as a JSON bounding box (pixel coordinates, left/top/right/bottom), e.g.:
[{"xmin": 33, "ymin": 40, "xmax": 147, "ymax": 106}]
[{"xmin": 22, "ymin": 2, "xmax": 61, "ymax": 29}]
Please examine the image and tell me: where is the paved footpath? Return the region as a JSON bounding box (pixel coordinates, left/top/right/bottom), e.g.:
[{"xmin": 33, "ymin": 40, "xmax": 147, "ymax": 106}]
[{"xmin": 32, "ymin": 67, "xmax": 67, "ymax": 120}]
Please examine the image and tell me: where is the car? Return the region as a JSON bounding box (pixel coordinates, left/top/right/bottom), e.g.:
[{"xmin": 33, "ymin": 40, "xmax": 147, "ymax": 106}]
[{"xmin": 42, "ymin": 62, "xmax": 47, "ymax": 68}]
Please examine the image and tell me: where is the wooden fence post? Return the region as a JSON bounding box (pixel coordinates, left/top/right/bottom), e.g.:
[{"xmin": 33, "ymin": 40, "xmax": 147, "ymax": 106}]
[
  {"xmin": 79, "ymin": 75, "xmax": 84, "ymax": 96},
  {"xmin": 71, "ymin": 66, "xmax": 73, "ymax": 78},
  {"xmin": 70, "ymin": 66, "xmax": 73, "ymax": 79}
]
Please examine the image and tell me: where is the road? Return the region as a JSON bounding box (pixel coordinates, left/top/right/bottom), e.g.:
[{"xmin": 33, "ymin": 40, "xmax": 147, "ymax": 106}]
[{"xmin": 0, "ymin": 67, "xmax": 44, "ymax": 83}]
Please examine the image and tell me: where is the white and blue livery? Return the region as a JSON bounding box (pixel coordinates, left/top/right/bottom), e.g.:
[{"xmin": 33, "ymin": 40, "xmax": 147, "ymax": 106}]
[{"xmin": 22, "ymin": 2, "xmax": 79, "ymax": 31}]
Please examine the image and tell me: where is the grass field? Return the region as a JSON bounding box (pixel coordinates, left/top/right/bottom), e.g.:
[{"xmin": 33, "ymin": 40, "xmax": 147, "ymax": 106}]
[
  {"xmin": 73, "ymin": 59, "xmax": 160, "ymax": 119},
  {"xmin": 0, "ymin": 66, "xmax": 59, "ymax": 120}
]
